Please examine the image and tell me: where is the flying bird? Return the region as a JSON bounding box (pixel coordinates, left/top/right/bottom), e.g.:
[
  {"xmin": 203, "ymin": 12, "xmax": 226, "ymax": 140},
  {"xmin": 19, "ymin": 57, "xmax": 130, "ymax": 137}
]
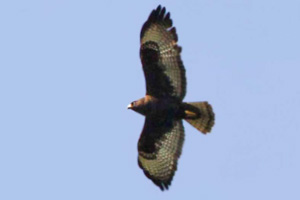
[{"xmin": 128, "ymin": 5, "xmax": 215, "ymax": 191}]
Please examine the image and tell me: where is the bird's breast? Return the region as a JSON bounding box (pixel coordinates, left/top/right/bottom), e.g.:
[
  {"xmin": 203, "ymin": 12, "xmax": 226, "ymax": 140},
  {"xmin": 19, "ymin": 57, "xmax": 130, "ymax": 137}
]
[{"xmin": 145, "ymin": 98, "xmax": 181, "ymax": 119}]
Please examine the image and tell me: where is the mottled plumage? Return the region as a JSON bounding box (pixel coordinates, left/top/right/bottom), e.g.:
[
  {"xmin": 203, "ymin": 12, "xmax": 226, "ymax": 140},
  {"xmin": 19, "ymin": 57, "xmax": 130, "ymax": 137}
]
[{"xmin": 128, "ymin": 5, "xmax": 215, "ymax": 191}]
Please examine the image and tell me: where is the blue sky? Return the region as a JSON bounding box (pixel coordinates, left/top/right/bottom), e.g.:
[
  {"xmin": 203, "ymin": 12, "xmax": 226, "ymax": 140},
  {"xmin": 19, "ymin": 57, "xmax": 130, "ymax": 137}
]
[{"xmin": 1, "ymin": 0, "xmax": 299, "ymax": 199}]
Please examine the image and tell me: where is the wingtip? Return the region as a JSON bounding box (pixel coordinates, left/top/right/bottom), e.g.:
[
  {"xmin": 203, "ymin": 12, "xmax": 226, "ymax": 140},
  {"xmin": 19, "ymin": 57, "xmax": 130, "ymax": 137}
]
[
  {"xmin": 158, "ymin": 181, "xmax": 170, "ymax": 191},
  {"xmin": 141, "ymin": 5, "xmax": 173, "ymax": 39}
]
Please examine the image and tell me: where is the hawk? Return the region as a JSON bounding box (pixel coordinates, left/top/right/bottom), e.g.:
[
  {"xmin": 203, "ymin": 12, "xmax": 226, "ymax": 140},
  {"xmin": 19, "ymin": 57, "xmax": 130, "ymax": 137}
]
[{"xmin": 128, "ymin": 5, "xmax": 215, "ymax": 191}]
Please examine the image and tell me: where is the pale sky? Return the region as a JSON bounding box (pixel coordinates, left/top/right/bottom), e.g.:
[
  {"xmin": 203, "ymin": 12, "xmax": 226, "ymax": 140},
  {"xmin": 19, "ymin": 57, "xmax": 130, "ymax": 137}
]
[{"xmin": 0, "ymin": 1, "xmax": 299, "ymax": 199}]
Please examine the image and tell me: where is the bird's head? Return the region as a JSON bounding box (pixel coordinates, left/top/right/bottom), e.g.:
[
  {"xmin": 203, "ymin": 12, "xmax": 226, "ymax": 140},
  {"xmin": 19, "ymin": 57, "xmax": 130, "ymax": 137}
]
[
  {"xmin": 127, "ymin": 98, "xmax": 147, "ymax": 115},
  {"xmin": 127, "ymin": 101, "xmax": 137, "ymax": 110}
]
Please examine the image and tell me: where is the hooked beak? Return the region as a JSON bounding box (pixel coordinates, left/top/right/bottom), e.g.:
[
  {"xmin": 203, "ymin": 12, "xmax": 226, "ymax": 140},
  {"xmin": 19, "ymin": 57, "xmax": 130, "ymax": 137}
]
[{"xmin": 127, "ymin": 103, "xmax": 132, "ymax": 109}]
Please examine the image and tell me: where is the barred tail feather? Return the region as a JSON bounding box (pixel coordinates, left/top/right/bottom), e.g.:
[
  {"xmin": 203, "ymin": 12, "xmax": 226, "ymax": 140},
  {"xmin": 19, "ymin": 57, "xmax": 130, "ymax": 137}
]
[{"xmin": 183, "ymin": 102, "xmax": 215, "ymax": 134}]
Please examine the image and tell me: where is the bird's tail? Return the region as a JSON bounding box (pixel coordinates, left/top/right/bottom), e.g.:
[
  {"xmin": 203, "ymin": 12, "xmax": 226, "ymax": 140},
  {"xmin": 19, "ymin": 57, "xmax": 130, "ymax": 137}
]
[{"xmin": 182, "ymin": 102, "xmax": 215, "ymax": 134}]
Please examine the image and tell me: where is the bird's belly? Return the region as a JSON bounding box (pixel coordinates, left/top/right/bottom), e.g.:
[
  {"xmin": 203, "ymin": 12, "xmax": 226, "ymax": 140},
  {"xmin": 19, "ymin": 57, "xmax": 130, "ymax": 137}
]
[{"xmin": 145, "ymin": 99, "xmax": 180, "ymax": 119}]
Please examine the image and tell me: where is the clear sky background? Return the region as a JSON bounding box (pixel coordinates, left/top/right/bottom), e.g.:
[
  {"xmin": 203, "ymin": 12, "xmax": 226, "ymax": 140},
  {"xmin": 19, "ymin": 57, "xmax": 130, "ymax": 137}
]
[{"xmin": 1, "ymin": 0, "xmax": 299, "ymax": 199}]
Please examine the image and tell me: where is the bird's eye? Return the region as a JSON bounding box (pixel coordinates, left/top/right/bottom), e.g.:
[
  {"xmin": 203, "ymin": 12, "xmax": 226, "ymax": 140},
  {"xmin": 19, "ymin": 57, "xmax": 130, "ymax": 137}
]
[{"xmin": 132, "ymin": 101, "xmax": 136, "ymax": 106}]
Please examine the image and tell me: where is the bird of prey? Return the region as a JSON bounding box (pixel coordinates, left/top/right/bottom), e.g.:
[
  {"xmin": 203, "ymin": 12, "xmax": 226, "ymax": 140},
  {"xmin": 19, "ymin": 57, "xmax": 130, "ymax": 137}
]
[{"xmin": 128, "ymin": 5, "xmax": 215, "ymax": 191}]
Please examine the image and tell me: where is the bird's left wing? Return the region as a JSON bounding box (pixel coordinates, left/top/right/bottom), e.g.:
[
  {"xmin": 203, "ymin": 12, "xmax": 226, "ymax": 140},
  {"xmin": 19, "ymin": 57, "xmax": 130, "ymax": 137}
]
[
  {"xmin": 138, "ymin": 117, "xmax": 185, "ymax": 190},
  {"xmin": 140, "ymin": 5, "xmax": 186, "ymax": 100}
]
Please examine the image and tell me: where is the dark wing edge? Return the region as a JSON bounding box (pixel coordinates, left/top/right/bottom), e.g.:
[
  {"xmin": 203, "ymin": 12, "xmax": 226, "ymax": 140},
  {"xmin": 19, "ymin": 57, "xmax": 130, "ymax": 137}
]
[
  {"xmin": 138, "ymin": 118, "xmax": 185, "ymax": 190},
  {"xmin": 140, "ymin": 5, "xmax": 186, "ymax": 100}
]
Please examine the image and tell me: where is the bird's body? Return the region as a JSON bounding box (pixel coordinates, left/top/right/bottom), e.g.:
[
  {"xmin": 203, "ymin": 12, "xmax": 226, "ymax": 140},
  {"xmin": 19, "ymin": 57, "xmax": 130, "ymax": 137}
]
[
  {"xmin": 130, "ymin": 95, "xmax": 181, "ymax": 118},
  {"xmin": 128, "ymin": 5, "xmax": 215, "ymax": 190}
]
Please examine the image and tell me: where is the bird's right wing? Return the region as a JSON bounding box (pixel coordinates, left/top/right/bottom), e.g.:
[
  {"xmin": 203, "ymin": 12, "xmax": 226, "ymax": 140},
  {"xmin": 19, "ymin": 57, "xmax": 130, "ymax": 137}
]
[
  {"xmin": 140, "ymin": 5, "xmax": 186, "ymax": 100},
  {"xmin": 138, "ymin": 117, "xmax": 185, "ymax": 190}
]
